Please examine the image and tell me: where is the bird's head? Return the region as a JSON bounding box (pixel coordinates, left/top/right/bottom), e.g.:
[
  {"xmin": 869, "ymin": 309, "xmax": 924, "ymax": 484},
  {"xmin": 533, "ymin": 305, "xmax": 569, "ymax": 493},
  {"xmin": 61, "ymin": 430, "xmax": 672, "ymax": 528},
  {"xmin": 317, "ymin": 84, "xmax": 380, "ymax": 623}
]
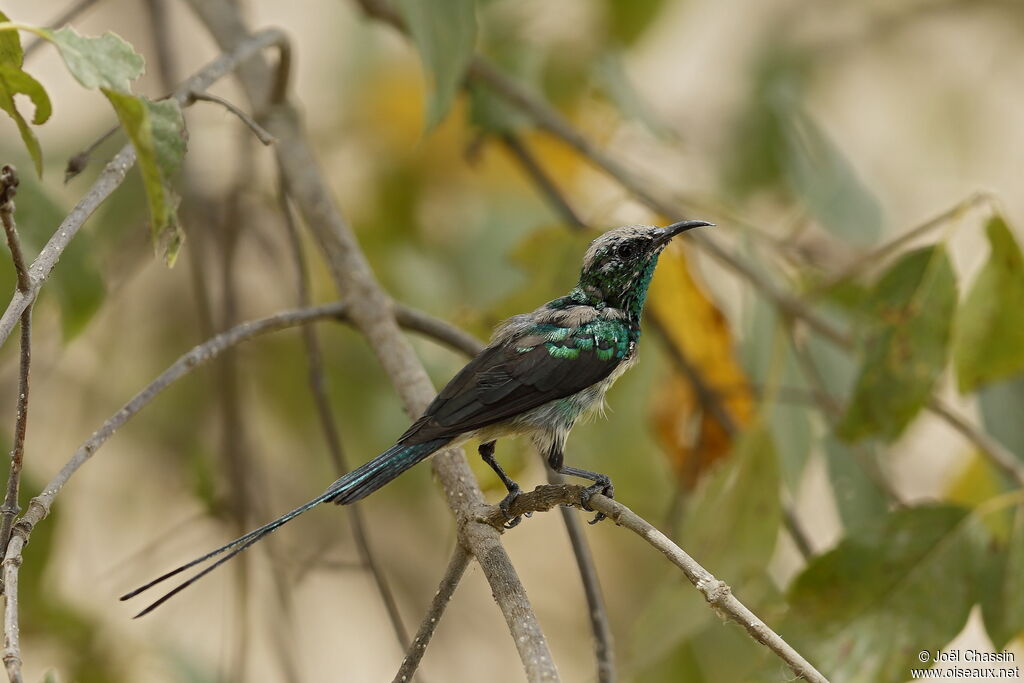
[{"xmin": 576, "ymin": 220, "xmax": 713, "ymax": 317}]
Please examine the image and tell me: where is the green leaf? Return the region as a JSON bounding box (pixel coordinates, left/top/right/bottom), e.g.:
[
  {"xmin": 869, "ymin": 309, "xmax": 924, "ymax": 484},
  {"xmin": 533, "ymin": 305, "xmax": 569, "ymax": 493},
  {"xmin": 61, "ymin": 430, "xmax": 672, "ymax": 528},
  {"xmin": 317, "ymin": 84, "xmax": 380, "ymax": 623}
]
[
  {"xmin": 395, "ymin": 0, "xmax": 477, "ymax": 129},
  {"xmin": 784, "ymin": 505, "xmax": 986, "ymax": 683},
  {"xmin": 780, "ymin": 104, "xmax": 883, "ymax": 246},
  {"xmin": 979, "ymin": 377, "xmax": 1024, "ymax": 462},
  {"xmin": 0, "ymin": 11, "xmax": 24, "ymax": 66},
  {"xmin": 980, "ymin": 503, "xmax": 1024, "ymax": 649},
  {"xmin": 953, "ymin": 214, "xmax": 1024, "ymax": 392},
  {"xmin": 823, "ymin": 437, "xmax": 888, "ymax": 532},
  {"xmin": 44, "ymin": 26, "xmax": 144, "ymax": 93},
  {"xmin": 837, "ymin": 246, "xmax": 957, "ymax": 441},
  {"xmin": 102, "ymin": 89, "xmax": 185, "ymax": 264},
  {"xmin": 0, "ymin": 63, "xmax": 52, "ymax": 176}
]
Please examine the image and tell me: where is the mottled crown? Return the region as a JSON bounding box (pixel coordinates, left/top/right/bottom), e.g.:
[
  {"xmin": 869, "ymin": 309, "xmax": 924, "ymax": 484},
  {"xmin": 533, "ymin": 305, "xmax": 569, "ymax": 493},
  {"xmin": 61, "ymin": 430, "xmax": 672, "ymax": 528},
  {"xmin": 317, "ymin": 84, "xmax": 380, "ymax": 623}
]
[{"xmin": 582, "ymin": 225, "xmax": 663, "ymax": 271}]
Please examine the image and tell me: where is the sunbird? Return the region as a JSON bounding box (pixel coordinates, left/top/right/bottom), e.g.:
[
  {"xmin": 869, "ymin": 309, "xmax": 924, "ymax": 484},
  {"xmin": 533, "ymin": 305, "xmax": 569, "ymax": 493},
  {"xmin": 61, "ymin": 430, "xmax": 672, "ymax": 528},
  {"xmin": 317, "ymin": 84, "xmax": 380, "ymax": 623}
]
[{"xmin": 122, "ymin": 219, "xmax": 712, "ymax": 616}]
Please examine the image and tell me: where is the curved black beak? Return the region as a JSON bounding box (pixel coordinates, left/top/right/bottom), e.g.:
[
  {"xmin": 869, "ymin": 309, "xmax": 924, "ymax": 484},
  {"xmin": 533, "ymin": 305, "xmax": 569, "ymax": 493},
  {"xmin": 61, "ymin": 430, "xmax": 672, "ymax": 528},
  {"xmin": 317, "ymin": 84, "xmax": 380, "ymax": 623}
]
[{"xmin": 651, "ymin": 219, "xmax": 714, "ymax": 246}]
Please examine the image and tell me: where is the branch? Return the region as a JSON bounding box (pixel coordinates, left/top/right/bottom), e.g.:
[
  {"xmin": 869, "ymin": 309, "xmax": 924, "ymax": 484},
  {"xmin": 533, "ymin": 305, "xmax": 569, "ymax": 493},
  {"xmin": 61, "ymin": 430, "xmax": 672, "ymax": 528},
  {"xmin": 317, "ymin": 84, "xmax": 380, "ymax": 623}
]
[
  {"xmin": 189, "ymin": 91, "xmax": 276, "ymax": 145},
  {"xmin": 278, "ymin": 184, "xmax": 411, "ymax": 651},
  {"xmin": 477, "ymin": 485, "xmax": 830, "ymax": 683},
  {"xmin": 182, "ymin": 2, "xmax": 558, "ymax": 678},
  {"xmin": 545, "ymin": 469, "xmax": 615, "ymax": 682},
  {"xmin": 1, "ymin": 533, "xmax": 23, "ymax": 683},
  {"xmin": 0, "ymin": 167, "xmax": 31, "ymax": 564},
  {"xmin": 0, "ymin": 27, "xmax": 291, "ymax": 351},
  {"xmin": 498, "ymin": 133, "xmax": 586, "ymax": 230},
  {"xmin": 393, "ymin": 544, "xmax": 471, "ymax": 683}
]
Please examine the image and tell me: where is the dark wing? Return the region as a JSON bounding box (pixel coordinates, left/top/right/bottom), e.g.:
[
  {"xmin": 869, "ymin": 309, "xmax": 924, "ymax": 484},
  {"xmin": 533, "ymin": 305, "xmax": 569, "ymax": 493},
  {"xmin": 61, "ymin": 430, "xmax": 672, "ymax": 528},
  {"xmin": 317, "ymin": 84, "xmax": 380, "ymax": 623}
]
[{"xmin": 399, "ymin": 331, "xmax": 629, "ymax": 444}]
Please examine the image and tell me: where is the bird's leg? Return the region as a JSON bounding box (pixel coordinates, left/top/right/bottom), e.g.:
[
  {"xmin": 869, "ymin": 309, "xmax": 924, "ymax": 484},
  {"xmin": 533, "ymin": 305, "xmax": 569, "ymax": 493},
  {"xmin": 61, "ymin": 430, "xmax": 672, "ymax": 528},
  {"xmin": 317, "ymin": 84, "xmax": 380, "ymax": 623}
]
[
  {"xmin": 547, "ymin": 448, "xmax": 613, "ymax": 525},
  {"xmin": 479, "ymin": 440, "xmax": 528, "ymax": 529}
]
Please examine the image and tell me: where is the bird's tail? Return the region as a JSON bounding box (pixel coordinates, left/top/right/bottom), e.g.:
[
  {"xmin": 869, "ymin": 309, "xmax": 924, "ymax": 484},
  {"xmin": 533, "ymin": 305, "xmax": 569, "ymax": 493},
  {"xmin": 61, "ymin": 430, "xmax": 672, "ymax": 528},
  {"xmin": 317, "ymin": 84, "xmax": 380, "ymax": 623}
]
[{"xmin": 120, "ymin": 438, "xmax": 450, "ymax": 617}]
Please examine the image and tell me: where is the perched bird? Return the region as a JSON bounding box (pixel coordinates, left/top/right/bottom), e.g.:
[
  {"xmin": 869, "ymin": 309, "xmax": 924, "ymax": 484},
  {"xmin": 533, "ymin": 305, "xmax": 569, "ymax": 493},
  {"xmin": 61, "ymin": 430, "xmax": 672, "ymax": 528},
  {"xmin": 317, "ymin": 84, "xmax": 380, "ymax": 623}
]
[{"xmin": 122, "ymin": 219, "xmax": 712, "ymax": 616}]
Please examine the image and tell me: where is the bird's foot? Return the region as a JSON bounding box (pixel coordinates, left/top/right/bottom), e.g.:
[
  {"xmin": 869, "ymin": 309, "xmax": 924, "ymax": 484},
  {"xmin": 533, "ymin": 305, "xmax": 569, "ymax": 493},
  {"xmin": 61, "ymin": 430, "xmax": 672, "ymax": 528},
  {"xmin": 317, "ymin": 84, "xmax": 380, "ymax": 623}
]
[
  {"xmin": 580, "ymin": 476, "xmax": 614, "ymax": 525},
  {"xmin": 498, "ymin": 483, "xmax": 531, "ymax": 529}
]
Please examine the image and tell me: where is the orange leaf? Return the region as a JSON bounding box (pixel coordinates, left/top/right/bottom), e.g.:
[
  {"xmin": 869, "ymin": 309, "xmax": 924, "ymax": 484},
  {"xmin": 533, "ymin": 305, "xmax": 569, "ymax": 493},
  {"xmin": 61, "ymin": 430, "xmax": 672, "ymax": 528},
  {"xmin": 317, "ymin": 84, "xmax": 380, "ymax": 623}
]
[{"xmin": 648, "ymin": 243, "xmax": 753, "ymax": 488}]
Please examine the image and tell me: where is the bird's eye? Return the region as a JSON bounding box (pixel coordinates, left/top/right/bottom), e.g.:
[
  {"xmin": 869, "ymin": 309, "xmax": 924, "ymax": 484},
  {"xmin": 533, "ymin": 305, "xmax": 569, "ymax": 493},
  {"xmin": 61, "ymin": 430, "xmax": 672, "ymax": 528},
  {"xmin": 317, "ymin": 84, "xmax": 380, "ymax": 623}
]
[{"xmin": 616, "ymin": 242, "xmax": 637, "ymax": 259}]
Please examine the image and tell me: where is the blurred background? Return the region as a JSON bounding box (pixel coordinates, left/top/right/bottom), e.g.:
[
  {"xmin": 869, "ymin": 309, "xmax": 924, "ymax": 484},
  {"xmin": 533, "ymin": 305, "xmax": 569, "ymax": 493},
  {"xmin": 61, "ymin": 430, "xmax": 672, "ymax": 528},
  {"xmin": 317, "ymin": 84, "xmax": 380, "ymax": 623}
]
[{"xmin": 1, "ymin": 0, "xmax": 1023, "ymax": 681}]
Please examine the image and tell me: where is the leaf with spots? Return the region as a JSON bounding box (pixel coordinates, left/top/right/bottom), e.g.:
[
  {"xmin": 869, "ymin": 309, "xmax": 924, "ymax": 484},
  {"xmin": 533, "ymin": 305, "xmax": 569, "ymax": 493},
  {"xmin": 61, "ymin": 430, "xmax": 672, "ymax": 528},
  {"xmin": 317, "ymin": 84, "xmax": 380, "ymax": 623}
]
[
  {"xmin": 783, "ymin": 505, "xmax": 987, "ymax": 683},
  {"xmin": 837, "ymin": 246, "xmax": 957, "ymax": 442}
]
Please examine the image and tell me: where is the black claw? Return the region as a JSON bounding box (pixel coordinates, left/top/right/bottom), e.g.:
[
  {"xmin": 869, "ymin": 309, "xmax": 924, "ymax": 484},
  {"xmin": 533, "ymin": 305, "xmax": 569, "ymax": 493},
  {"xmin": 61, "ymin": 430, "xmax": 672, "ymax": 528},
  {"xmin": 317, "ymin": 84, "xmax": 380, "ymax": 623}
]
[
  {"xmin": 580, "ymin": 477, "xmax": 613, "ymax": 525},
  {"xmin": 498, "ymin": 484, "xmax": 523, "ymax": 529}
]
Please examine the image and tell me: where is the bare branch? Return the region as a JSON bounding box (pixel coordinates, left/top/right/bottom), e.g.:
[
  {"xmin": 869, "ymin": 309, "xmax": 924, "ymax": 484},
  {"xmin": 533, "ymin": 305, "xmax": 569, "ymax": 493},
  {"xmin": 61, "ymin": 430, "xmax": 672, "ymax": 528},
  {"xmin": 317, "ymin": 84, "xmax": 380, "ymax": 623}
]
[
  {"xmin": 546, "ymin": 469, "xmax": 615, "ymax": 682},
  {"xmin": 278, "ymin": 184, "xmax": 412, "ymax": 651},
  {"xmin": 499, "ymin": 133, "xmax": 586, "ymax": 231},
  {"xmin": 0, "ymin": 168, "xmax": 31, "ymax": 562},
  {"xmin": 393, "ymin": 545, "xmax": 471, "ymax": 683},
  {"xmin": 478, "ymin": 485, "xmax": 830, "ymax": 683},
  {"xmin": 190, "ymin": 91, "xmax": 276, "ymax": 145},
  {"xmin": 1, "ymin": 533, "xmax": 24, "ymax": 683},
  {"xmin": 0, "ymin": 27, "xmax": 292, "ymax": 351},
  {"xmin": 813, "ymin": 191, "xmax": 994, "ymax": 291},
  {"xmin": 182, "ymin": 2, "xmax": 558, "ymax": 677}
]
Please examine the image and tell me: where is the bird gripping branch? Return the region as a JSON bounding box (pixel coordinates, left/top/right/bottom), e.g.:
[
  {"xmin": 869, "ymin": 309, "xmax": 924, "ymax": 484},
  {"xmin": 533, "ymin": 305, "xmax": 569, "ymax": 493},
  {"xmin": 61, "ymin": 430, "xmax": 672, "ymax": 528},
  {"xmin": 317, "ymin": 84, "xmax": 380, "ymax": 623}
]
[{"xmin": 121, "ymin": 219, "xmax": 713, "ymax": 617}]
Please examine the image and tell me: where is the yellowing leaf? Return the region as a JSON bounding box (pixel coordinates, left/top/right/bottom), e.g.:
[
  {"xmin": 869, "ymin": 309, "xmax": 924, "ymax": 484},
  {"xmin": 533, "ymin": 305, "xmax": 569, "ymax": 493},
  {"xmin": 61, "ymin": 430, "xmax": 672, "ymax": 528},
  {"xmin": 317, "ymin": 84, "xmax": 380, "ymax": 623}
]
[{"xmin": 648, "ymin": 243, "xmax": 754, "ymax": 487}]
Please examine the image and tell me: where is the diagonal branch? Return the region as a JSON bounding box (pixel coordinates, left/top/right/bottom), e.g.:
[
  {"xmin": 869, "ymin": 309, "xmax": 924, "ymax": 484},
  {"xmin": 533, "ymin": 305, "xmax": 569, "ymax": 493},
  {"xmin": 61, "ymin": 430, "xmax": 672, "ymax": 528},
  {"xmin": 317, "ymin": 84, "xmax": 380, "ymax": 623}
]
[
  {"xmin": 393, "ymin": 544, "xmax": 471, "ymax": 683},
  {"xmin": 182, "ymin": 1, "xmax": 558, "ymax": 678},
  {"xmin": 477, "ymin": 484, "xmax": 830, "ymax": 683},
  {"xmin": 278, "ymin": 183, "xmax": 412, "ymax": 652}
]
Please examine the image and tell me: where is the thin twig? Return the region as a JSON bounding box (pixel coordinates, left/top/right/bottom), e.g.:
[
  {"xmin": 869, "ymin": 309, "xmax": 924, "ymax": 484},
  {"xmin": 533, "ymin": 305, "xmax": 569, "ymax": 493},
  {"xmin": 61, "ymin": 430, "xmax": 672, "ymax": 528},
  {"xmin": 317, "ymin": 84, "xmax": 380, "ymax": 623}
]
[
  {"xmin": 64, "ymin": 125, "xmax": 120, "ymax": 183},
  {"xmin": 499, "ymin": 133, "xmax": 586, "ymax": 230},
  {"xmin": 278, "ymin": 182, "xmax": 412, "ymax": 651},
  {"xmin": 546, "ymin": 470, "xmax": 615, "ymax": 682},
  {"xmin": 190, "ymin": 92, "xmax": 276, "ymax": 145},
  {"xmin": 0, "ymin": 167, "xmax": 30, "ymax": 563},
  {"xmin": 813, "ymin": 191, "xmax": 994, "ymax": 291},
  {"xmin": 586, "ymin": 494, "xmax": 829, "ymax": 683},
  {"xmin": 928, "ymin": 398, "xmax": 1024, "ymax": 485},
  {"xmin": 0, "ymin": 27, "xmax": 292, "ymax": 351},
  {"xmin": 392, "ymin": 544, "xmax": 470, "ymax": 683},
  {"xmin": 183, "ymin": 3, "xmax": 558, "ymax": 677},
  {"xmin": 478, "ymin": 484, "xmax": 829, "ymax": 683},
  {"xmin": 7, "ymin": 302, "xmax": 475, "ymax": 559}
]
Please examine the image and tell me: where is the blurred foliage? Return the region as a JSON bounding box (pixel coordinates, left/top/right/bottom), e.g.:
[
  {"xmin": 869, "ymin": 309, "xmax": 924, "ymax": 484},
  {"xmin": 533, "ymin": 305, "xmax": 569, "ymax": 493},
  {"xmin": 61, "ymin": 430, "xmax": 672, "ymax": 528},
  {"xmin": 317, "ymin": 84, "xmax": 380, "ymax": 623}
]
[
  {"xmin": 1, "ymin": 1, "xmax": 1024, "ymax": 682},
  {"xmin": 648, "ymin": 243, "xmax": 754, "ymax": 486},
  {"xmin": 838, "ymin": 246, "xmax": 957, "ymax": 441}
]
